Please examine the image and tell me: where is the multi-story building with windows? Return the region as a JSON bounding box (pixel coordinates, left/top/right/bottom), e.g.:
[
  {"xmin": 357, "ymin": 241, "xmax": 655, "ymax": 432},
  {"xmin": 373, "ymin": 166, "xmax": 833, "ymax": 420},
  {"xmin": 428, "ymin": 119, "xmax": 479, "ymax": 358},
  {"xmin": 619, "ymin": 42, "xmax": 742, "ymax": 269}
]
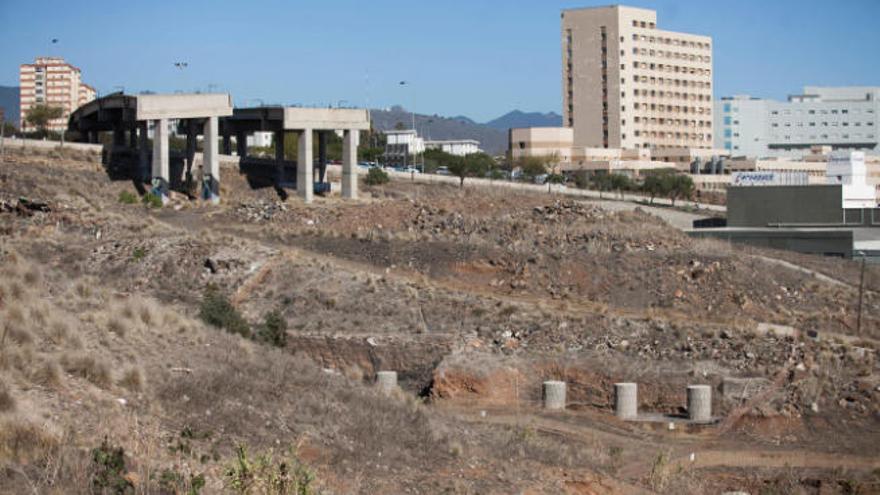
[
  {"xmin": 715, "ymin": 87, "xmax": 880, "ymax": 158},
  {"xmin": 19, "ymin": 57, "xmax": 96, "ymax": 132},
  {"xmin": 561, "ymin": 5, "xmax": 713, "ymax": 150}
]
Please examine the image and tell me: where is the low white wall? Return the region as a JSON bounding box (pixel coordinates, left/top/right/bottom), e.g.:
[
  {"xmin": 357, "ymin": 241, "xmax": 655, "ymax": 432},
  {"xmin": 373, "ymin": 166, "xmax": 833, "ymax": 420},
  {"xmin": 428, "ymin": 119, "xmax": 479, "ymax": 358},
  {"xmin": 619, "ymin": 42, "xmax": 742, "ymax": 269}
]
[{"xmin": 1, "ymin": 137, "xmax": 103, "ymax": 153}]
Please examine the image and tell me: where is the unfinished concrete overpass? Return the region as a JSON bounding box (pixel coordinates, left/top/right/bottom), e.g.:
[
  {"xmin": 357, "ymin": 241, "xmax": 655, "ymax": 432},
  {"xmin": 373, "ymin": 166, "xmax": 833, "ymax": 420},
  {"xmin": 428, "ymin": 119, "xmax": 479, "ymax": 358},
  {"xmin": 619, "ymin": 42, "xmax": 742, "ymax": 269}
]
[
  {"xmin": 68, "ymin": 93, "xmax": 232, "ymax": 203},
  {"xmin": 68, "ymin": 93, "xmax": 369, "ymax": 203}
]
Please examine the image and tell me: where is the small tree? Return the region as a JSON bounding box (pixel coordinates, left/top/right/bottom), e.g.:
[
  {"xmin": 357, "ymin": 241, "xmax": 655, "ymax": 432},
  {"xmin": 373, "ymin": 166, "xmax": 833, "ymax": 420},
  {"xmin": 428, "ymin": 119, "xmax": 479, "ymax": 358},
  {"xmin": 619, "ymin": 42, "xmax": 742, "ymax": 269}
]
[
  {"xmin": 545, "ymin": 173, "xmax": 565, "ymax": 193},
  {"xmin": 667, "ymin": 174, "xmax": 694, "ymax": 206},
  {"xmin": 25, "ymin": 104, "xmax": 64, "ymax": 137},
  {"xmin": 610, "ymin": 173, "xmax": 633, "ymax": 199},
  {"xmin": 573, "ymin": 171, "xmax": 590, "ymax": 189},
  {"xmin": 257, "ymin": 309, "xmax": 288, "ymax": 348},
  {"xmin": 591, "ymin": 173, "xmax": 614, "ymax": 199},
  {"xmin": 364, "ymin": 167, "xmax": 390, "ymax": 185},
  {"xmin": 518, "ymin": 156, "xmax": 549, "ymax": 182},
  {"xmin": 448, "ymin": 152, "xmax": 493, "ymax": 188},
  {"xmin": 642, "ymin": 170, "xmax": 674, "ymax": 204}
]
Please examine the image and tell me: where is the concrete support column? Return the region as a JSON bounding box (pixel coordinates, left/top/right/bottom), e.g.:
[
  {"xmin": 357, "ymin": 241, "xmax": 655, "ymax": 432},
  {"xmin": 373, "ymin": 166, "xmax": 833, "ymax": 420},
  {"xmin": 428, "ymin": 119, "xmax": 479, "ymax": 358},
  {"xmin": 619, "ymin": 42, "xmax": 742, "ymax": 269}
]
[
  {"xmin": 151, "ymin": 118, "xmax": 170, "ymax": 203},
  {"xmin": 185, "ymin": 119, "xmax": 197, "ymax": 186},
  {"xmin": 223, "ymin": 133, "xmax": 231, "ymax": 155},
  {"xmin": 297, "ymin": 129, "xmax": 313, "ymax": 203},
  {"xmin": 203, "ymin": 116, "xmax": 220, "ymax": 204},
  {"xmin": 129, "ymin": 127, "xmax": 137, "ymax": 149},
  {"xmin": 89, "ymin": 131, "xmax": 98, "ymax": 144},
  {"xmin": 376, "ymin": 371, "xmax": 397, "ymax": 394},
  {"xmin": 317, "ymin": 131, "xmax": 327, "ymax": 183},
  {"xmin": 236, "ymin": 131, "xmax": 247, "ymax": 158},
  {"xmin": 614, "ymin": 382, "xmax": 638, "ymax": 420},
  {"xmin": 342, "ymin": 129, "xmax": 358, "ymax": 199},
  {"xmin": 543, "ymin": 381, "xmax": 566, "ymax": 410},
  {"xmin": 274, "ymin": 130, "xmax": 285, "ymax": 185},
  {"xmin": 687, "ymin": 385, "xmax": 712, "ymax": 422},
  {"xmin": 138, "ymin": 122, "xmax": 149, "ymax": 183}
]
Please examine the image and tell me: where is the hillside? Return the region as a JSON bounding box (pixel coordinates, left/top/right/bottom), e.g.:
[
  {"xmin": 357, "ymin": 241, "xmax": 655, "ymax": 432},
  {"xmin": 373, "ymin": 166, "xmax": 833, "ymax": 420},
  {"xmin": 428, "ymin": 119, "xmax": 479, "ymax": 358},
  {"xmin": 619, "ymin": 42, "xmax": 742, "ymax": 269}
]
[
  {"xmin": 484, "ymin": 110, "xmax": 562, "ymax": 131},
  {"xmin": 0, "ymin": 86, "xmax": 19, "ymax": 126},
  {"xmin": 370, "ymin": 106, "xmax": 508, "ymax": 155}
]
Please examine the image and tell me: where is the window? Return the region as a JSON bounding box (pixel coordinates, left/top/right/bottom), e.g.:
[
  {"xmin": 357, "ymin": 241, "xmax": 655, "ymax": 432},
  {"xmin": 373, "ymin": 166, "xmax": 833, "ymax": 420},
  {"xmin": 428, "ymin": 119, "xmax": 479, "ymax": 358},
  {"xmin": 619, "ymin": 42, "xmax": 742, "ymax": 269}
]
[{"xmin": 723, "ymin": 129, "xmax": 732, "ymax": 137}]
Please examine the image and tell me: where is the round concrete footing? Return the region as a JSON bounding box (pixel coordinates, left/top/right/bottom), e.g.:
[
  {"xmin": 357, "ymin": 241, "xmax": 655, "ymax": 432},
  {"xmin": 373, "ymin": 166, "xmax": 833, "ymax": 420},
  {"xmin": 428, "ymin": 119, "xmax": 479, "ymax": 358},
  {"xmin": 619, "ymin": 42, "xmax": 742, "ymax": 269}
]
[
  {"xmin": 543, "ymin": 381, "xmax": 566, "ymax": 410},
  {"xmin": 614, "ymin": 382, "xmax": 638, "ymax": 420},
  {"xmin": 376, "ymin": 371, "xmax": 398, "ymax": 394},
  {"xmin": 687, "ymin": 384, "xmax": 712, "ymax": 422}
]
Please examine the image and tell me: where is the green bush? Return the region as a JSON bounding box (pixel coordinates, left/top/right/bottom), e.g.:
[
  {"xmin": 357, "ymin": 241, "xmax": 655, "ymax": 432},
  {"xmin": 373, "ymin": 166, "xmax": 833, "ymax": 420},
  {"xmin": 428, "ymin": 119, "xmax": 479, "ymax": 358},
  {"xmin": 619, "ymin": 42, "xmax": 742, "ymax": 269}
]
[
  {"xmin": 199, "ymin": 285, "xmax": 251, "ymax": 338},
  {"xmin": 257, "ymin": 309, "xmax": 288, "ymax": 348},
  {"xmin": 91, "ymin": 438, "xmax": 134, "ymax": 494},
  {"xmin": 118, "ymin": 190, "xmax": 138, "ymax": 204},
  {"xmin": 364, "ymin": 167, "xmax": 390, "ymax": 186},
  {"xmin": 142, "ymin": 192, "xmax": 163, "ymax": 209},
  {"xmin": 131, "ymin": 247, "xmax": 146, "ymax": 262},
  {"xmin": 225, "ymin": 445, "xmax": 315, "ymax": 495}
]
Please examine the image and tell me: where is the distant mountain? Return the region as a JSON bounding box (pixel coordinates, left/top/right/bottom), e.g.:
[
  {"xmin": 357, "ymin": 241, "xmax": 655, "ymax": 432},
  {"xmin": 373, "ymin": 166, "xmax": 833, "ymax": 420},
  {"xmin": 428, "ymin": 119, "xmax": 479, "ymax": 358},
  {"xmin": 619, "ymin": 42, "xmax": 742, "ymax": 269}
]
[
  {"xmin": 484, "ymin": 110, "xmax": 562, "ymax": 131},
  {"xmin": 370, "ymin": 106, "xmax": 507, "ymax": 155},
  {"xmin": 0, "ymin": 86, "xmax": 19, "ymax": 126}
]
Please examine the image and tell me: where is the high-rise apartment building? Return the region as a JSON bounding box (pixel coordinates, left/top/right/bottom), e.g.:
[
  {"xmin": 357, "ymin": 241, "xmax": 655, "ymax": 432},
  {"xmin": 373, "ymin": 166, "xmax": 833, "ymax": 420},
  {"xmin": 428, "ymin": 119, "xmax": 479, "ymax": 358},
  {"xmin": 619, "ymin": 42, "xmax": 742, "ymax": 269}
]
[
  {"xmin": 715, "ymin": 87, "xmax": 880, "ymax": 158},
  {"xmin": 562, "ymin": 5, "xmax": 713, "ymax": 150},
  {"xmin": 19, "ymin": 56, "xmax": 96, "ymax": 132}
]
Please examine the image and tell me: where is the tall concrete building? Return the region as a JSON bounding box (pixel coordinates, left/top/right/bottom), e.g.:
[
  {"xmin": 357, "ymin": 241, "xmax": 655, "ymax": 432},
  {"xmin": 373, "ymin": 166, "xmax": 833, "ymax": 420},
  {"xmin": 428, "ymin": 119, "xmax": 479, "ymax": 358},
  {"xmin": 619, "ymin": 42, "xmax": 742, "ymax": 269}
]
[
  {"xmin": 715, "ymin": 87, "xmax": 880, "ymax": 158},
  {"xmin": 561, "ymin": 5, "xmax": 713, "ymax": 150},
  {"xmin": 19, "ymin": 56, "xmax": 96, "ymax": 132}
]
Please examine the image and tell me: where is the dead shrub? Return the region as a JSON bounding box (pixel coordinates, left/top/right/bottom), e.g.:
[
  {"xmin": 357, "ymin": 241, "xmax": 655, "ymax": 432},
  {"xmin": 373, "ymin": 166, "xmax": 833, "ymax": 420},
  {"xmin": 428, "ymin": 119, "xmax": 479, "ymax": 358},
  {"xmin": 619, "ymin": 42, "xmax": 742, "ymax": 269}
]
[
  {"xmin": 118, "ymin": 367, "xmax": 144, "ymax": 393},
  {"xmin": 3, "ymin": 323, "xmax": 33, "ymax": 346},
  {"xmin": 0, "ymin": 380, "xmax": 15, "ymax": 412},
  {"xmin": 48, "ymin": 320, "xmax": 70, "ymax": 345},
  {"xmin": 105, "ymin": 317, "xmax": 126, "ymax": 337},
  {"xmin": 31, "ymin": 359, "xmax": 63, "ymax": 388},
  {"xmin": 61, "ymin": 353, "xmax": 112, "ymax": 389},
  {"xmin": 0, "ymin": 417, "xmax": 60, "ymax": 463}
]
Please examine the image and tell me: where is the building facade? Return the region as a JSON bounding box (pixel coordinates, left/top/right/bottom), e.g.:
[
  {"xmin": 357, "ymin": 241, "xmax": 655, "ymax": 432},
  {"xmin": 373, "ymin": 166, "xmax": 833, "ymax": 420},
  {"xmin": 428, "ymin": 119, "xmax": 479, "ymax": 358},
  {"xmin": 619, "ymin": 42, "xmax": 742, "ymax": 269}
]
[
  {"xmin": 715, "ymin": 87, "xmax": 880, "ymax": 158},
  {"xmin": 425, "ymin": 139, "xmax": 481, "ymax": 156},
  {"xmin": 384, "ymin": 129, "xmax": 425, "ymax": 165},
  {"xmin": 19, "ymin": 56, "xmax": 96, "ymax": 132},
  {"xmin": 561, "ymin": 5, "xmax": 713, "ymax": 150}
]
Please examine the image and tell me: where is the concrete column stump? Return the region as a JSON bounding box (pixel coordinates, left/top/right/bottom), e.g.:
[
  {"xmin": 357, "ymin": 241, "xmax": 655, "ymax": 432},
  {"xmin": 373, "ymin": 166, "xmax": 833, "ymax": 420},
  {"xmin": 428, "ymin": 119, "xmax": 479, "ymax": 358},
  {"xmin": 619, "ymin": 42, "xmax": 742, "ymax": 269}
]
[
  {"xmin": 342, "ymin": 129, "xmax": 358, "ymax": 199},
  {"xmin": 543, "ymin": 381, "xmax": 566, "ymax": 410},
  {"xmin": 687, "ymin": 385, "xmax": 712, "ymax": 422},
  {"xmin": 376, "ymin": 371, "xmax": 397, "ymax": 394},
  {"xmin": 614, "ymin": 382, "xmax": 638, "ymax": 420},
  {"xmin": 297, "ymin": 129, "xmax": 314, "ymax": 203}
]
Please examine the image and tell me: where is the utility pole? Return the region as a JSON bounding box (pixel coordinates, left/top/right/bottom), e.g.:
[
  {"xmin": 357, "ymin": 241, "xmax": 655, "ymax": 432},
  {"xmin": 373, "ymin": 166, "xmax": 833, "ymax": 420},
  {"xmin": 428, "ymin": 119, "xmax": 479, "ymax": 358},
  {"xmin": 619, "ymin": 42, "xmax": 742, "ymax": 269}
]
[{"xmin": 856, "ymin": 251, "xmax": 866, "ymax": 336}]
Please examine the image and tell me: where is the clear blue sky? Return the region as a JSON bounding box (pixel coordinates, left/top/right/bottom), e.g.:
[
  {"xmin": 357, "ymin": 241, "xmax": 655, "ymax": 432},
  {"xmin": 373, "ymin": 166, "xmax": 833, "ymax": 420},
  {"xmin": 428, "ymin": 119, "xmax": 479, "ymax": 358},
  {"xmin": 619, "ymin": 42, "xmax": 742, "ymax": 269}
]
[{"xmin": 1, "ymin": 0, "xmax": 877, "ymax": 122}]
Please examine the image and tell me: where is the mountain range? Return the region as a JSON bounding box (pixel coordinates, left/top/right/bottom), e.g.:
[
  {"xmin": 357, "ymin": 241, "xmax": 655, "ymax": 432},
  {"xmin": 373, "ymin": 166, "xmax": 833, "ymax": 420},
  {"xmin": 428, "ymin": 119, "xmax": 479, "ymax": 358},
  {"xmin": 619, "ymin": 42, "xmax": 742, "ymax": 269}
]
[{"xmin": 369, "ymin": 107, "xmax": 562, "ymax": 155}]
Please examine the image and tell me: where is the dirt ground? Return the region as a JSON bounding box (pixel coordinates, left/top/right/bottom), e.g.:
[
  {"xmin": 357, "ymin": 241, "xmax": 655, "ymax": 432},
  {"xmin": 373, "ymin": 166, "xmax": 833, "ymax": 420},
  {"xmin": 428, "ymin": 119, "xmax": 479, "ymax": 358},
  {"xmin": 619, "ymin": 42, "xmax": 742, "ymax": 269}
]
[{"xmin": 1, "ymin": 147, "xmax": 878, "ymax": 494}]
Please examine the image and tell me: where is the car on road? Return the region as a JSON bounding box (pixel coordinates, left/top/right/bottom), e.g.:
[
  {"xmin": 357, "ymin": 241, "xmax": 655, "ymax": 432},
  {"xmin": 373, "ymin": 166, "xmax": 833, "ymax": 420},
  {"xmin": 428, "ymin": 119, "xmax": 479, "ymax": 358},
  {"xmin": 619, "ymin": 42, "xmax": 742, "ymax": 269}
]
[{"xmin": 436, "ymin": 166, "xmax": 450, "ymax": 176}]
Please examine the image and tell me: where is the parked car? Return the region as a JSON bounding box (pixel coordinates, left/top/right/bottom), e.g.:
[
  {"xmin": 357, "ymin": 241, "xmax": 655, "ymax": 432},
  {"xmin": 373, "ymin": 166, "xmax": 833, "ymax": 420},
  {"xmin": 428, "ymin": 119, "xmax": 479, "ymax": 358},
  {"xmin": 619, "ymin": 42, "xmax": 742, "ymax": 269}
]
[
  {"xmin": 402, "ymin": 167, "xmax": 420, "ymax": 174},
  {"xmin": 436, "ymin": 166, "xmax": 450, "ymax": 176}
]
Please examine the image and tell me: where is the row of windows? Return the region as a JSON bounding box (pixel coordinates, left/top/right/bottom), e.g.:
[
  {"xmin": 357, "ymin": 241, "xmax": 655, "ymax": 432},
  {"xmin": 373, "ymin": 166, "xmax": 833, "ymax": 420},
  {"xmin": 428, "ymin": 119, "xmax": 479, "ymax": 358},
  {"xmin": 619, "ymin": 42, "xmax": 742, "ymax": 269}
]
[
  {"xmin": 631, "ymin": 75, "xmax": 711, "ymax": 89},
  {"xmin": 631, "ymin": 20, "xmax": 656, "ymax": 29},
  {"xmin": 625, "ymin": 61, "xmax": 711, "ymax": 77},
  {"xmin": 628, "ymin": 47, "xmax": 711, "ymax": 64},
  {"xmin": 631, "ymin": 102, "xmax": 712, "ymax": 115},
  {"xmin": 772, "ymin": 134, "xmax": 876, "ymax": 140},
  {"xmin": 630, "ymin": 130, "xmax": 711, "ymax": 140},
  {"xmin": 770, "ymin": 108, "xmax": 875, "ymax": 115},
  {"xmin": 769, "ymin": 121, "xmax": 874, "ymax": 128},
  {"xmin": 632, "ymin": 116, "xmax": 711, "ymax": 127},
  {"xmin": 629, "ymin": 32, "xmax": 711, "ymax": 51},
  {"xmin": 631, "ymin": 89, "xmax": 711, "ymax": 102}
]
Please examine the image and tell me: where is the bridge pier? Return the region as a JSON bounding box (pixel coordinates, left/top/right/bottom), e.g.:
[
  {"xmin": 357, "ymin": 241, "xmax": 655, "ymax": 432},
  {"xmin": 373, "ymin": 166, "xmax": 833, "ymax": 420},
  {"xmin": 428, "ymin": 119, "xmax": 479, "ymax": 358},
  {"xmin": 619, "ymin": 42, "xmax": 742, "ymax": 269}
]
[
  {"xmin": 297, "ymin": 129, "xmax": 313, "ymax": 203},
  {"xmin": 138, "ymin": 122, "xmax": 148, "ymax": 183},
  {"xmin": 151, "ymin": 118, "xmax": 170, "ymax": 203},
  {"xmin": 342, "ymin": 129, "xmax": 358, "ymax": 199},
  {"xmin": 203, "ymin": 116, "xmax": 220, "ymax": 204},
  {"xmin": 274, "ymin": 130, "xmax": 285, "ymax": 185}
]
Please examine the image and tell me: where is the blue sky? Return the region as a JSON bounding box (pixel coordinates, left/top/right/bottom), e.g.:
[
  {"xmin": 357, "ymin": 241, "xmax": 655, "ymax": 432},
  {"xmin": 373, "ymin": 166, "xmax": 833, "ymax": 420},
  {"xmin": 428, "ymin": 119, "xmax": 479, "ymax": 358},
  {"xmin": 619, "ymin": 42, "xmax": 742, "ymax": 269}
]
[{"xmin": 1, "ymin": 0, "xmax": 878, "ymax": 122}]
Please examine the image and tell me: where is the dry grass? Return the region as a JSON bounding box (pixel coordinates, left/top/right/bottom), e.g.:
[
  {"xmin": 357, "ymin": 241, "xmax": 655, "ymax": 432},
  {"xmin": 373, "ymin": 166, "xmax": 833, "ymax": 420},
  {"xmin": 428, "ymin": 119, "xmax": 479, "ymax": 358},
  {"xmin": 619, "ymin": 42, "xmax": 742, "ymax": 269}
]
[
  {"xmin": 0, "ymin": 380, "xmax": 15, "ymax": 412},
  {"xmin": 60, "ymin": 353, "xmax": 112, "ymax": 389},
  {"xmin": 117, "ymin": 367, "xmax": 143, "ymax": 393},
  {"xmin": 0, "ymin": 417, "xmax": 60, "ymax": 464}
]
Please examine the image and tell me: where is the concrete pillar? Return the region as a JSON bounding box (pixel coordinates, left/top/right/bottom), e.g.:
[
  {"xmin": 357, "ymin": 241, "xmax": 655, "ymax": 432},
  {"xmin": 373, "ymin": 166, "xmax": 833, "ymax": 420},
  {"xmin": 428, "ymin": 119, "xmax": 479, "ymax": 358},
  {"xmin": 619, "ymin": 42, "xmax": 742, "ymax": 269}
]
[
  {"xmin": 543, "ymin": 381, "xmax": 566, "ymax": 410},
  {"xmin": 687, "ymin": 385, "xmax": 712, "ymax": 422},
  {"xmin": 274, "ymin": 130, "xmax": 285, "ymax": 185},
  {"xmin": 138, "ymin": 122, "xmax": 149, "ymax": 183},
  {"xmin": 297, "ymin": 129, "xmax": 313, "ymax": 203},
  {"xmin": 151, "ymin": 118, "xmax": 169, "ymax": 203},
  {"xmin": 376, "ymin": 371, "xmax": 397, "ymax": 394},
  {"xmin": 88, "ymin": 131, "xmax": 98, "ymax": 144},
  {"xmin": 317, "ymin": 131, "xmax": 327, "ymax": 183},
  {"xmin": 236, "ymin": 131, "xmax": 247, "ymax": 158},
  {"xmin": 342, "ymin": 129, "xmax": 358, "ymax": 199},
  {"xmin": 222, "ymin": 133, "xmax": 231, "ymax": 155},
  {"xmin": 202, "ymin": 116, "xmax": 220, "ymax": 204},
  {"xmin": 129, "ymin": 127, "xmax": 137, "ymax": 149},
  {"xmin": 614, "ymin": 382, "xmax": 638, "ymax": 420}
]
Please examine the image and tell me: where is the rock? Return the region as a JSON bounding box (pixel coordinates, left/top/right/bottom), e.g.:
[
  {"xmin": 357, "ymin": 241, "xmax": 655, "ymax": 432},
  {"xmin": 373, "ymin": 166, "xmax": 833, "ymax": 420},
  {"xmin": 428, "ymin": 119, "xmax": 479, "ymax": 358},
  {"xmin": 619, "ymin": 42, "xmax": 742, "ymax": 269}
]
[{"xmin": 204, "ymin": 258, "xmax": 218, "ymax": 274}]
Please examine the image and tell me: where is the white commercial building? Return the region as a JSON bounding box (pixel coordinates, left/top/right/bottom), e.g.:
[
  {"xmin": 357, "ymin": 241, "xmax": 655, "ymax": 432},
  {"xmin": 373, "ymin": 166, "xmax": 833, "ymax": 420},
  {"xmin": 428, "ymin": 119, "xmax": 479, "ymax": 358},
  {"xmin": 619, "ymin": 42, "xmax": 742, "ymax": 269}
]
[
  {"xmin": 425, "ymin": 139, "xmax": 481, "ymax": 156},
  {"xmin": 715, "ymin": 87, "xmax": 880, "ymax": 158},
  {"xmin": 384, "ymin": 129, "xmax": 425, "ymax": 165}
]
